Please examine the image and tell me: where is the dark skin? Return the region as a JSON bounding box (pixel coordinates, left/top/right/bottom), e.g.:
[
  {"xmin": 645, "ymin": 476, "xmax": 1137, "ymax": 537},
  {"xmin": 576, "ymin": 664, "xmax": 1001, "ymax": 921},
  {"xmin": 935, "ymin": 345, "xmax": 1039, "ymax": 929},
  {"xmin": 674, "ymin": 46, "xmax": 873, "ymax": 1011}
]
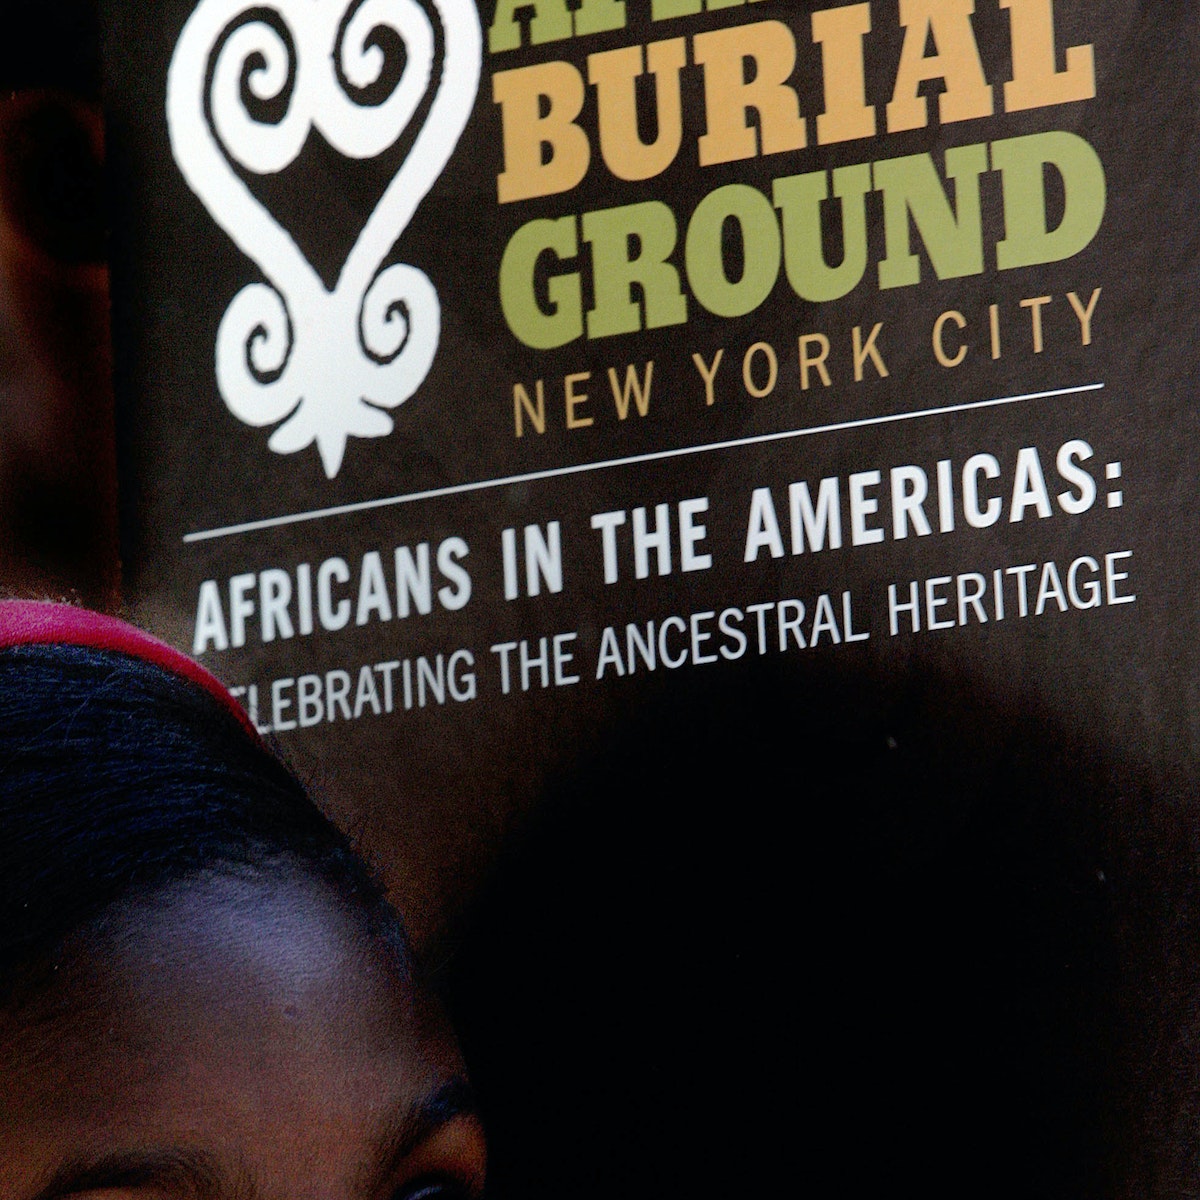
[{"xmin": 0, "ymin": 871, "xmax": 487, "ymax": 1200}]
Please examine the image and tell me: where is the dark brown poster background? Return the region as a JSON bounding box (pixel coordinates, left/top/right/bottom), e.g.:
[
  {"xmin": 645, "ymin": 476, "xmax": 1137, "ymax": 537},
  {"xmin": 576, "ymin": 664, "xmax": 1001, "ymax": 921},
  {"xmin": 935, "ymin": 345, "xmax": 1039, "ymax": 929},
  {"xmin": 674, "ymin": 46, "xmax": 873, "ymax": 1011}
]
[{"xmin": 101, "ymin": 0, "xmax": 1200, "ymax": 1192}]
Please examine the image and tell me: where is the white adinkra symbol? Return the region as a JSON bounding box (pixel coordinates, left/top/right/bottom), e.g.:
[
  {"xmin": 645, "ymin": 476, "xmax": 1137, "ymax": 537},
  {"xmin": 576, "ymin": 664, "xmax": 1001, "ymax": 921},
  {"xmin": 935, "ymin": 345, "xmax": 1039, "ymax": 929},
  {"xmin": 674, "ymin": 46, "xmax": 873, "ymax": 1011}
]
[{"xmin": 167, "ymin": 0, "xmax": 481, "ymax": 478}]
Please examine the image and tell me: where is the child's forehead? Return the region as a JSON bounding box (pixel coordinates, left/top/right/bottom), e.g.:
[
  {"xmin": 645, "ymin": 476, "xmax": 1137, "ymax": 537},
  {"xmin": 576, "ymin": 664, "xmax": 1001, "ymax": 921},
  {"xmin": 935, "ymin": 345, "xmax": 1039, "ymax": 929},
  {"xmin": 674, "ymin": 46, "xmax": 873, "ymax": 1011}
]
[
  {"xmin": 25, "ymin": 870, "xmax": 435, "ymax": 1072},
  {"xmin": 0, "ymin": 871, "xmax": 468, "ymax": 1198},
  {"xmin": 96, "ymin": 870, "xmax": 410, "ymax": 1014}
]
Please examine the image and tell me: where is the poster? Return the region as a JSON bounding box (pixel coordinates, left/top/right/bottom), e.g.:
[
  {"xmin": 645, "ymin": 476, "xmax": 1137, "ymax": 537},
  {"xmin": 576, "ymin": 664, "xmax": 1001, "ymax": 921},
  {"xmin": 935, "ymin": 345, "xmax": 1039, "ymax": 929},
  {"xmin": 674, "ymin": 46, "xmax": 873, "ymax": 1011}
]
[{"xmin": 99, "ymin": 0, "xmax": 1200, "ymax": 1191}]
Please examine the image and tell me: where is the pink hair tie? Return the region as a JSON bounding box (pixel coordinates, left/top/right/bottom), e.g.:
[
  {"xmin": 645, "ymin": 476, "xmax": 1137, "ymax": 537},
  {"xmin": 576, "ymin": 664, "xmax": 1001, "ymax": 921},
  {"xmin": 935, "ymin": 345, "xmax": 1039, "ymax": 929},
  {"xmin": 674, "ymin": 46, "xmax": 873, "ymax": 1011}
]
[{"xmin": 0, "ymin": 600, "xmax": 258, "ymax": 740}]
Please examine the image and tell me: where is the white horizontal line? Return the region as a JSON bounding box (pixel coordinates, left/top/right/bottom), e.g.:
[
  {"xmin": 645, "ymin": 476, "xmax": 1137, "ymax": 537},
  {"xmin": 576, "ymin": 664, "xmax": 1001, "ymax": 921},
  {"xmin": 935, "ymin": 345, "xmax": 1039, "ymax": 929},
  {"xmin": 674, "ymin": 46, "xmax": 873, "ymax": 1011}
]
[{"xmin": 183, "ymin": 382, "xmax": 1104, "ymax": 543}]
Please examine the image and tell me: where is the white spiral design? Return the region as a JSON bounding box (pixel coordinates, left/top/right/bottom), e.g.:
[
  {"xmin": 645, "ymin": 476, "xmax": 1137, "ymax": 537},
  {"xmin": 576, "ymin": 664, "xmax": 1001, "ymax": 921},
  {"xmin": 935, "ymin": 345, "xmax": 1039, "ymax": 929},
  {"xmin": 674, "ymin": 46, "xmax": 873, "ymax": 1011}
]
[
  {"xmin": 167, "ymin": 0, "xmax": 482, "ymax": 478},
  {"xmin": 360, "ymin": 262, "xmax": 439, "ymax": 374},
  {"xmin": 321, "ymin": 0, "xmax": 433, "ymax": 158},
  {"xmin": 211, "ymin": 18, "xmax": 307, "ymax": 173},
  {"xmin": 215, "ymin": 282, "xmax": 297, "ymax": 427}
]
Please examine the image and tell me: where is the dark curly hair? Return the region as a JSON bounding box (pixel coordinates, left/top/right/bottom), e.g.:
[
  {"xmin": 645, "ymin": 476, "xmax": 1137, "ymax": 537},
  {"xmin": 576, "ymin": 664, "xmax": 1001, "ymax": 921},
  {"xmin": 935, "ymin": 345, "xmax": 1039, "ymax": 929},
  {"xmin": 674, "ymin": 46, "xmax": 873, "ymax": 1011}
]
[{"xmin": 0, "ymin": 642, "xmax": 411, "ymax": 1008}]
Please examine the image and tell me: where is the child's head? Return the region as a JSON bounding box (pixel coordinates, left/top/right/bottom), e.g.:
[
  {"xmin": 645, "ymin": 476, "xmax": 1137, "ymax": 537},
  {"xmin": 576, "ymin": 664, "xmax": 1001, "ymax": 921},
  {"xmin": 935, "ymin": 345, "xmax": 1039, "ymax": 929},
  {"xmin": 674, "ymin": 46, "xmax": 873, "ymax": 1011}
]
[{"xmin": 0, "ymin": 608, "xmax": 484, "ymax": 1199}]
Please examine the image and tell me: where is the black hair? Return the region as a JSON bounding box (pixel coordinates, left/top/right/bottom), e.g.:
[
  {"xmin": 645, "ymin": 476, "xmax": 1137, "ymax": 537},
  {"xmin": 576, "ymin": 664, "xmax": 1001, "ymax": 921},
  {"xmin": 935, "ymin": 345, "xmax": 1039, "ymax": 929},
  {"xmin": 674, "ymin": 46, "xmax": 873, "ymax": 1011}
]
[{"xmin": 0, "ymin": 643, "xmax": 411, "ymax": 1008}]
